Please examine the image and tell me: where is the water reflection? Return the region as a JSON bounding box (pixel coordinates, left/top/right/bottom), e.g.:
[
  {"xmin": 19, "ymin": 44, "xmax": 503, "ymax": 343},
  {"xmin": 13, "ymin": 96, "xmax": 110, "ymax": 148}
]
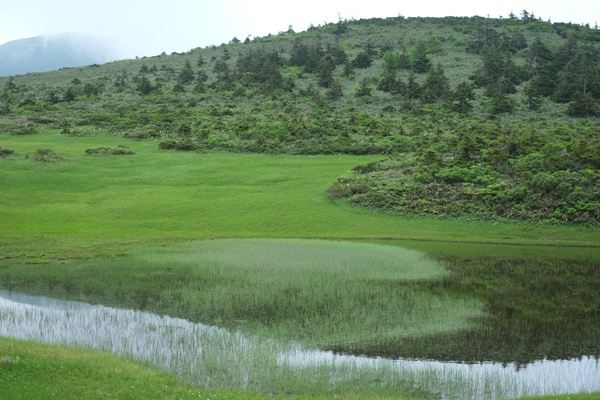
[
  {"xmin": 1, "ymin": 290, "xmax": 599, "ymax": 399},
  {"xmin": 335, "ymin": 241, "xmax": 600, "ymax": 367}
]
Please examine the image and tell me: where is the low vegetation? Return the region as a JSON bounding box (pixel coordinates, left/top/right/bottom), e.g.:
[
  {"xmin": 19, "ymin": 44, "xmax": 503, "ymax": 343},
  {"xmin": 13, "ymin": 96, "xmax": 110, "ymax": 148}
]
[
  {"xmin": 85, "ymin": 145, "xmax": 134, "ymax": 155},
  {"xmin": 1, "ymin": 11, "xmax": 600, "ymax": 223}
]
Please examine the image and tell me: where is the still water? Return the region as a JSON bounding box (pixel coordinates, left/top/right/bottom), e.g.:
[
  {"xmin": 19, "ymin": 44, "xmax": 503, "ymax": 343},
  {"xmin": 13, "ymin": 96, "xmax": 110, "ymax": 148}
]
[{"xmin": 1, "ymin": 288, "xmax": 599, "ymax": 399}]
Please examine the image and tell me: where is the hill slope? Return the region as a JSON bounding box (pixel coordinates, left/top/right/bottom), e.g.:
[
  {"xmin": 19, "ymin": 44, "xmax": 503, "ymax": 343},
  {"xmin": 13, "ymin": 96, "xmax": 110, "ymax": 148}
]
[
  {"xmin": 1, "ymin": 13, "xmax": 599, "ymax": 223},
  {"xmin": 0, "ymin": 33, "xmax": 134, "ymax": 77}
]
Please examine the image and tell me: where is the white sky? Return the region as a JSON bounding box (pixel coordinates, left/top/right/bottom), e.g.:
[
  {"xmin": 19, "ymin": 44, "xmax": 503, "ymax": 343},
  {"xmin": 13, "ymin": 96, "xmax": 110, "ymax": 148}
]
[{"xmin": 1, "ymin": 0, "xmax": 599, "ymax": 57}]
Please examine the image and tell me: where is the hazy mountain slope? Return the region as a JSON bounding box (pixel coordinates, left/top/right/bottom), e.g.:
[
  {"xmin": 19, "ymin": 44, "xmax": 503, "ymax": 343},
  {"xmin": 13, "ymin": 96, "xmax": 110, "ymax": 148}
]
[
  {"xmin": 0, "ymin": 33, "xmax": 135, "ymax": 76},
  {"xmin": 1, "ymin": 14, "xmax": 599, "ymax": 223}
]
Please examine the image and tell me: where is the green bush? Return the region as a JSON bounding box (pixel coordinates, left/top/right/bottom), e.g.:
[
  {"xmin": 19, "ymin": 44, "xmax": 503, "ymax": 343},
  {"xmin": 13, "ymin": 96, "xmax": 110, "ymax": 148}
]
[
  {"xmin": 0, "ymin": 146, "xmax": 15, "ymax": 158},
  {"xmin": 85, "ymin": 146, "xmax": 135, "ymax": 155},
  {"xmin": 25, "ymin": 149, "xmax": 64, "ymax": 162}
]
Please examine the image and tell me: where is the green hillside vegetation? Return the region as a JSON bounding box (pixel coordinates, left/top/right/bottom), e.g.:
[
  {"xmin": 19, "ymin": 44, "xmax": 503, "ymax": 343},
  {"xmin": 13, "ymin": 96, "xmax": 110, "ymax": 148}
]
[{"xmin": 1, "ymin": 12, "xmax": 600, "ymax": 222}]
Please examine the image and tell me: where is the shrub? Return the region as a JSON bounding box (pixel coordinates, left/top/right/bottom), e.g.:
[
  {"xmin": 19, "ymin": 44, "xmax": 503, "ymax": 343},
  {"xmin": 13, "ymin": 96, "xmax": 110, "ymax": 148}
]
[
  {"xmin": 85, "ymin": 146, "xmax": 135, "ymax": 155},
  {"xmin": 14, "ymin": 125, "xmax": 38, "ymax": 135},
  {"xmin": 0, "ymin": 146, "xmax": 15, "ymax": 158},
  {"xmin": 158, "ymin": 138, "xmax": 198, "ymax": 151},
  {"xmin": 25, "ymin": 149, "xmax": 64, "ymax": 162}
]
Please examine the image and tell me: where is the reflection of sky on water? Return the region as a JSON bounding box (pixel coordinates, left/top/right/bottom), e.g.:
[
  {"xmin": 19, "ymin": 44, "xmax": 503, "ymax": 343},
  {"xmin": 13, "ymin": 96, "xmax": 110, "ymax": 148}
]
[{"xmin": 1, "ymin": 290, "xmax": 598, "ymax": 399}]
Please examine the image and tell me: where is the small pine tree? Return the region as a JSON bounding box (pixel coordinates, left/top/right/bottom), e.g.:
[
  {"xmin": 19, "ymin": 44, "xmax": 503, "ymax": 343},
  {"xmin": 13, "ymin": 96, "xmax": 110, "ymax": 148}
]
[
  {"xmin": 406, "ymin": 71, "xmax": 421, "ymax": 99},
  {"xmin": 355, "ymin": 78, "xmax": 373, "ymax": 97},
  {"xmin": 326, "ymin": 79, "xmax": 344, "ymax": 101},
  {"xmin": 351, "ymin": 51, "xmax": 372, "ymax": 69},
  {"xmin": 452, "ymin": 82, "xmax": 475, "ymax": 113},
  {"xmin": 568, "ymin": 93, "xmax": 599, "ymax": 117},
  {"xmin": 137, "ymin": 75, "xmax": 154, "ymax": 95},
  {"xmin": 411, "ymin": 42, "xmax": 431, "ymax": 73},
  {"xmin": 318, "ymin": 57, "xmax": 334, "ymax": 88},
  {"xmin": 63, "ymin": 87, "xmax": 76, "ymax": 102},
  {"xmin": 342, "ymin": 59, "xmax": 354, "ymax": 77},
  {"xmin": 178, "ymin": 60, "xmax": 195, "ymax": 84}
]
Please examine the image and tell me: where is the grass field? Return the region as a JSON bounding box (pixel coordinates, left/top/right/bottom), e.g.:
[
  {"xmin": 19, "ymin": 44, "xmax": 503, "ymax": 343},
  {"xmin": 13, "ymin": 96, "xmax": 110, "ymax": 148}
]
[
  {"xmin": 2, "ymin": 129, "xmax": 600, "ymax": 260},
  {"xmin": 1, "ymin": 129, "xmax": 600, "ymax": 399}
]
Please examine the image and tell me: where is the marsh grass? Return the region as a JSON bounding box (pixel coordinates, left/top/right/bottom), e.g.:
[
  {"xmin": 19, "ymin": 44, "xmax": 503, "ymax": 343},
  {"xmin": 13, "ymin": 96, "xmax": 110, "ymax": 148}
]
[{"xmin": 0, "ymin": 239, "xmax": 483, "ymax": 347}]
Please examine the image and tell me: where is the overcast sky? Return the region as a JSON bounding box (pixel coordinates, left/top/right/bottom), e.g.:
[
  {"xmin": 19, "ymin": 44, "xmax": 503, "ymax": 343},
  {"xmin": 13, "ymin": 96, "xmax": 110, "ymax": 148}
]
[{"xmin": 1, "ymin": 0, "xmax": 599, "ymax": 58}]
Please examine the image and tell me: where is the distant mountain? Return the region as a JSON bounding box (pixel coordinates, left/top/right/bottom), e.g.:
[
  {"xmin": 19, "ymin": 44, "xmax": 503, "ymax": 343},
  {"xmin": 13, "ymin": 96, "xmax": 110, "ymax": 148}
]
[{"xmin": 0, "ymin": 33, "xmax": 136, "ymax": 76}]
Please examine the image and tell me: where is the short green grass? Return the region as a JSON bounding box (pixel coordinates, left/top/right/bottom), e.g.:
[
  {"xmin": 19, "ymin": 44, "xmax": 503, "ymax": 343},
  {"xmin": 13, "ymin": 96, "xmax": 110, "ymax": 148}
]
[{"xmin": 1, "ymin": 129, "xmax": 599, "ymax": 262}]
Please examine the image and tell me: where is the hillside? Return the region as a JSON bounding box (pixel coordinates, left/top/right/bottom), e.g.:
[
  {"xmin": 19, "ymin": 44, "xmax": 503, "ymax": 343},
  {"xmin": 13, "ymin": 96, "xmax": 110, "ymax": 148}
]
[
  {"xmin": 1, "ymin": 13, "xmax": 600, "ymax": 223},
  {"xmin": 0, "ymin": 33, "xmax": 134, "ymax": 77}
]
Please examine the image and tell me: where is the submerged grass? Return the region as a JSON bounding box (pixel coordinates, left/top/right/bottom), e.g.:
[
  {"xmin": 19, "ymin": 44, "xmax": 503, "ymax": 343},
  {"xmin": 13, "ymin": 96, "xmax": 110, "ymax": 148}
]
[{"xmin": 0, "ymin": 239, "xmax": 482, "ymax": 347}]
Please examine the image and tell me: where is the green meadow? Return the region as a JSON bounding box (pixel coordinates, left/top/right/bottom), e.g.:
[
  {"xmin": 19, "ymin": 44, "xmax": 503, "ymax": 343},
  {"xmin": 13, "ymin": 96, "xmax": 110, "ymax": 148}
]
[
  {"xmin": 1, "ymin": 129, "xmax": 599, "ymax": 256},
  {"xmin": 2, "ymin": 129, "xmax": 600, "ymax": 399}
]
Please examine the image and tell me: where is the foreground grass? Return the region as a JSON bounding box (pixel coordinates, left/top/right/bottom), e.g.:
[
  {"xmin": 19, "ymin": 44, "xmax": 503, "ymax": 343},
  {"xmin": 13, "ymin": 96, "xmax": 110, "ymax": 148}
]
[
  {"xmin": 0, "ymin": 337, "xmax": 262, "ymax": 400},
  {"xmin": 1, "ymin": 335, "xmax": 598, "ymax": 400},
  {"xmin": 1, "ymin": 130, "xmax": 599, "ymax": 262},
  {"xmin": 2, "ymin": 337, "xmax": 412, "ymax": 400}
]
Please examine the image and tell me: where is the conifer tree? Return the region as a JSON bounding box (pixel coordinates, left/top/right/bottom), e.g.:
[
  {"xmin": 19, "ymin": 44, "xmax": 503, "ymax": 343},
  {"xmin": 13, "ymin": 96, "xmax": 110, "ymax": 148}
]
[
  {"xmin": 318, "ymin": 57, "xmax": 334, "ymax": 88},
  {"xmin": 351, "ymin": 51, "xmax": 372, "ymax": 69},
  {"xmin": 422, "ymin": 64, "xmax": 450, "ymax": 103},
  {"xmin": 406, "ymin": 71, "xmax": 421, "ymax": 99},
  {"xmin": 411, "ymin": 41, "xmax": 431, "ymax": 73},
  {"xmin": 326, "ymin": 79, "xmax": 344, "ymax": 101},
  {"xmin": 452, "ymin": 82, "xmax": 475, "ymax": 113},
  {"xmin": 342, "ymin": 59, "xmax": 354, "ymax": 77},
  {"xmin": 377, "ymin": 70, "xmax": 404, "ymax": 94},
  {"xmin": 178, "ymin": 60, "xmax": 195, "ymax": 85},
  {"xmin": 355, "ymin": 78, "xmax": 373, "ymax": 97}
]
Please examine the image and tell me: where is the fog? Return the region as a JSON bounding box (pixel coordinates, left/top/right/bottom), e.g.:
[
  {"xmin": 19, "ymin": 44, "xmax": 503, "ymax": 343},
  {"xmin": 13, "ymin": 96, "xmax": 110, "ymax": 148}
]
[{"xmin": 1, "ymin": 0, "xmax": 598, "ymax": 58}]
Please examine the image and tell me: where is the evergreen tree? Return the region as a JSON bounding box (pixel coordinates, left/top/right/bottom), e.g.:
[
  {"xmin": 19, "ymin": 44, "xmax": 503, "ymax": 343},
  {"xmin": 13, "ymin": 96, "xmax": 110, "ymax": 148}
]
[
  {"xmin": 568, "ymin": 93, "xmax": 599, "ymax": 117},
  {"xmin": 137, "ymin": 75, "xmax": 154, "ymax": 95},
  {"xmin": 197, "ymin": 55, "xmax": 205, "ymax": 67},
  {"xmin": 318, "ymin": 57, "xmax": 334, "ymax": 88},
  {"xmin": 526, "ymin": 80, "xmax": 542, "ymax": 110},
  {"xmin": 406, "ymin": 71, "xmax": 421, "ymax": 99},
  {"xmin": 411, "ymin": 42, "xmax": 431, "ymax": 73},
  {"xmin": 452, "ymin": 82, "xmax": 475, "ymax": 113},
  {"xmin": 305, "ymin": 44, "xmax": 325, "ymax": 73},
  {"xmin": 377, "ymin": 70, "xmax": 404, "ymax": 95},
  {"xmin": 326, "ymin": 79, "xmax": 344, "ymax": 101},
  {"xmin": 342, "ymin": 59, "xmax": 354, "ymax": 77},
  {"xmin": 351, "ymin": 51, "xmax": 372, "ymax": 69},
  {"xmin": 355, "ymin": 78, "xmax": 373, "ymax": 97},
  {"xmin": 528, "ymin": 38, "xmax": 556, "ymax": 97},
  {"xmin": 289, "ymin": 41, "xmax": 309, "ymax": 67},
  {"xmin": 63, "ymin": 87, "xmax": 76, "ymax": 102},
  {"xmin": 382, "ymin": 51, "xmax": 400, "ymax": 72},
  {"xmin": 422, "ymin": 64, "xmax": 450, "ymax": 103},
  {"xmin": 398, "ymin": 51, "xmax": 411, "ymax": 70},
  {"xmin": 178, "ymin": 60, "xmax": 195, "ymax": 84}
]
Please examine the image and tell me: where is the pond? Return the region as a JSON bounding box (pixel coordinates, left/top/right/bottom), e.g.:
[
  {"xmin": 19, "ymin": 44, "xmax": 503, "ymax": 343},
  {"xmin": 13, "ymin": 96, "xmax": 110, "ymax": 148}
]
[{"xmin": 1, "ymin": 239, "xmax": 599, "ymax": 398}]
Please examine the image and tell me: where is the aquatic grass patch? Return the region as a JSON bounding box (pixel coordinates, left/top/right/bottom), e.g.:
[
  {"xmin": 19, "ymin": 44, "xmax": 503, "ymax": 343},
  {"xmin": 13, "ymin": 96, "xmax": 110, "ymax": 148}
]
[{"xmin": 0, "ymin": 239, "xmax": 483, "ymax": 347}]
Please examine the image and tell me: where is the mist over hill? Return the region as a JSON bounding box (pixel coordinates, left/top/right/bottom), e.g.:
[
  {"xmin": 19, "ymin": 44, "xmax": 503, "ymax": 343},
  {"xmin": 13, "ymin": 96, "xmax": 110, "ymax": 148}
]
[{"xmin": 0, "ymin": 33, "xmax": 136, "ymax": 76}]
